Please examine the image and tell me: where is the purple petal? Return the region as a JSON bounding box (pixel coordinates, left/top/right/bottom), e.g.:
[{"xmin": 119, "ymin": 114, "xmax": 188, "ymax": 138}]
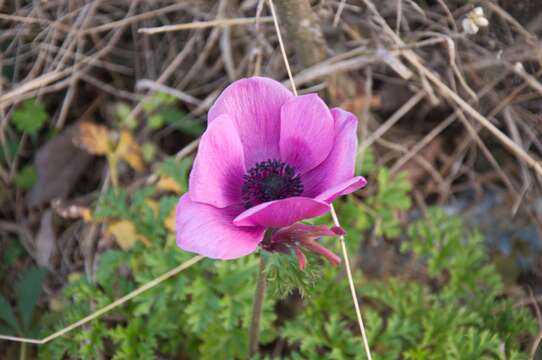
[
  {"xmin": 316, "ymin": 176, "xmax": 367, "ymax": 204},
  {"xmin": 176, "ymin": 194, "xmax": 265, "ymax": 259},
  {"xmin": 302, "ymin": 108, "xmax": 359, "ymax": 197},
  {"xmin": 233, "ymin": 197, "xmax": 330, "ymax": 228},
  {"xmin": 189, "ymin": 115, "xmax": 245, "ymax": 208},
  {"xmin": 280, "ymin": 94, "xmax": 335, "ymax": 173},
  {"xmin": 208, "ymin": 77, "xmax": 294, "ymax": 168}
]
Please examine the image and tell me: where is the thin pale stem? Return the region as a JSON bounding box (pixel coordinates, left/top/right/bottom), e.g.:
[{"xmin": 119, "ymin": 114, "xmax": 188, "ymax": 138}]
[
  {"xmin": 331, "ymin": 205, "xmax": 373, "ymax": 360},
  {"xmin": 0, "ymin": 255, "xmax": 204, "ymax": 344},
  {"xmin": 248, "ymin": 255, "xmax": 267, "ymax": 356},
  {"xmin": 268, "ymin": 1, "xmax": 373, "ymax": 358},
  {"xmin": 19, "ymin": 343, "xmax": 27, "ymax": 360}
]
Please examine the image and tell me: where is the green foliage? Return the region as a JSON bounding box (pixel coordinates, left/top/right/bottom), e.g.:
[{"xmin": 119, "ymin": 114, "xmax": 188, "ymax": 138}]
[
  {"xmin": 14, "ymin": 165, "xmax": 37, "ymax": 190},
  {"xmin": 357, "ymin": 146, "xmax": 375, "ymax": 176},
  {"xmin": 1, "ymin": 239, "xmax": 23, "ymax": 273},
  {"xmin": 114, "ymin": 102, "xmax": 137, "ymax": 129},
  {"xmin": 0, "ymin": 266, "xmax": 46, "ymax": 337},
  {"xmin": 283, "ymin": 210, "xmax": 534, "ymax": 359},
  {"xmin": 157, "ymin": 157, "xmax": 191, "ymax": 192},
  {"xmin": 138, "ymin": 91, "xmax": 204, "ymax": 135},
  {"xmin": 264, "ymin": 250, "xmax": 323, "ymax": 298},
  {"xmin": 16, "ymin": 267, "xmax": 47, "ymax": 330},
  {"xmin": 12, "ymin": 98, "xmax": 48, "ymax": 134},
  {"xmin": 38, "ymin": 162, "xmax": 535, "ymax": 359},
  {"xmin": 141, "ymin": 92, "xmax": 176, "ymax": 113},
  {"xmin": 159, "ymin": 108, "xmax": 204, "ymax": 136},
  {"xmin": 0, "ymin": 137, "xmax": 18, "ymax": 163}
]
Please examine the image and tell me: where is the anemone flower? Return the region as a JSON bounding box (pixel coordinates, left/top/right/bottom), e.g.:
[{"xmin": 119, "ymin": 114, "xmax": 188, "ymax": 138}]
[{"xmin": 176, "ymin": 77, "xmax": 367, "ymax": 261}]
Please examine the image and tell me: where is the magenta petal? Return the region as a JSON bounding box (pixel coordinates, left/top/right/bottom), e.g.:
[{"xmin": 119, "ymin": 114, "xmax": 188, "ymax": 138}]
[
  {"xmin": 280, "ymin": 94, "xmax": 334, "ymax": 173},
  {"xmin": 233, "ymin": 197, "xmax": 330, "ymax": 228},
  {"xmin": 302, "ymin": 108, "xmax": 359, "ymax": 197},
  {"xmin": 316, "ymin": 176, "xmax": 367, "ymax": 204},
  {"xmin": 189, "ymin": 115, "xmax": 245, "ymax": 208},
  {"xmin": 208, "ymin": 77, "xmax": 294, "ymax": 168},
  {"xmin": 176, "ymin": 194, "xmax": 265, "ymax": 259}
]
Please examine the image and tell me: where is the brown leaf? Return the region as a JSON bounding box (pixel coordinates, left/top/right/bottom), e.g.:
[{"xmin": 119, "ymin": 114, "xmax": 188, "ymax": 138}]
[
  {"xmin": 340, "ymin": 95, "xmax": 381, "ymax": 114},
  {"xmin": 165, "ymin": 207, "xmax": 176, "ymax": 233},
  {"xmin": 26, "ymin": 123, "xmax": 92, "ymax": 207},
  {"xmin": 145, "ymin": 198, "xmax": 159, "ymax": 215},
  {"xmin": 106, "ymin": 220, "xmax": 150, "ymax": 250},
  {"xmin": 52, "ymin": 199, "xmax": 93, "ymax": 222},
  {"xmin": 76, "ymin": 122, "xmax": 111, "ymax": 155},
  {"xmin": 116, "ymin": 130, "xmax": 145, "ymax": 172},
  {"xmin": 157, "ymin": 177, "xmax": 182, "ymax": 194},
  {"xmin": 35, "ymin": 210, "xmax": 56, "ymax": 269}
]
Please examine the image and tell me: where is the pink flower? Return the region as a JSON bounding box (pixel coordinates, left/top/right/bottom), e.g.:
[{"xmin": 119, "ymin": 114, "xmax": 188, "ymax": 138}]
[{"xmin": 176, "ymin": 77, "xmax": 367, "ymax": 260}]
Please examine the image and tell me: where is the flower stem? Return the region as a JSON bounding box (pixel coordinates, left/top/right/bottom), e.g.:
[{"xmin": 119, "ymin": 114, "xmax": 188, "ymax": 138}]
[
  {"xmin": 107, "ymin": 154, "xmax": 119, "ymax": 188},
  {"xmin": 248, "ymin": 255, "xmax": 266, "ymax": 357}
]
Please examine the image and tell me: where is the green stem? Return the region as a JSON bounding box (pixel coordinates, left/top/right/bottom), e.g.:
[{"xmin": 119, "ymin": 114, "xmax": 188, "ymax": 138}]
[
  {"xmin": 248, "ymin": 255, "xmax": 267, "ymax": 357},
  {"xmin": 107, "ymin": 155, "xmax": 119, "ymax": 188}
]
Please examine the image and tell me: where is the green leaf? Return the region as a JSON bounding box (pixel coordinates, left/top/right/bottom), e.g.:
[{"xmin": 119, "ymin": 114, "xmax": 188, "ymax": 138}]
[
  {"xmin": 2, "ymin": 239, "xmax": 23, "ymax": 268},
  {"xmin": 12, "ymin": 99, "xmax": 48, "ymax": 134},
  {"xmin": 141, "ymin": 142, "xmax": 157, "ymax": 162},
  {"xmin": 160, "ymin": 108, "xmax": 204, "ymax": 136},
  {"xmin": 115, "ymin": 103, "xmax": 137, "ymax": 130},
  {"xmin": 357, "ymin": 146, "xmax": 375, "ymax": 176},
  {"xmin": 148, "ymin": 115, "xmax": 163, "ymax": 129},
  {"xmin": 14, "ymin": 165, "xmax": 37, "ymax": 190},
  {"xmin": 0, "ymin": 294, "xmax": 20, "ymax": 333},
  {"xmin": 16, "ymin": 266, "xmax": 46, "ymax": 330},
  {"xmin": 0, "ymin": 137, "xmax": 18, "ymax": 163}
]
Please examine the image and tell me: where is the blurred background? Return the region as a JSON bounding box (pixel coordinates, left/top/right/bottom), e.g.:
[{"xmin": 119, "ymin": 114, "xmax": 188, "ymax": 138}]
[{"xmin": 1, "ymin": 0, "xmax": 542, "ymax": 359}]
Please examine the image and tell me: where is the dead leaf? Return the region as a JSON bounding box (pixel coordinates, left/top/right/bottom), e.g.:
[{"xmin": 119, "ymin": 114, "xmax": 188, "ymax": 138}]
[
  {"xmin": 76, "ymin": 122, "xmax": 111, "ymax": 155},
  {"xmin": 68, "ymin": 272, "xmax": 83, "ymax": 283},
  {"xmin": 106, "ymin": 220, "xmax": 150, "ymax": 250},
  {"xmin": 340, "ymin": 95, "xmax": 381, "ymax": 114},
  {"xmin": 157, "ymin": 177, "xmax": 182, "ymax": 194},
  {"xmin": 165, "ymin": 208, "xmax": 176, "ymax": 232},
  {"xmin": 26, "ymin": 123, "xmax": 92, "ymax": 207},
  {"xmin": 116, "ymin": 130, "xmax": 145, "ymax": 172},
  {"xmin": 52, "ymin": 199, "xmax": 93, "ymax": 222},
  {"xmin": 35, "ymin": 210, "xmax": 56, "ymax": 269},
  {"xmin": 145, "ymin": 199, "xmax": 159, "ymax": 215},
  {"xmin": 48, "ymin": 297, "xmax": 64, "ymax": 312}
]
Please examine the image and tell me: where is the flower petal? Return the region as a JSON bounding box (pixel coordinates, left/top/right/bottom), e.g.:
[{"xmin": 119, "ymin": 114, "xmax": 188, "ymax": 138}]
[
  {"xmin": 316, "ymin": 176, "xmax": 367, "ymax": 204},
  {"xmin": 280, "ymin": 94, "xmax": 334, "ymax": 173},
  {"xmin": 302, "ymin": 108, "xmax": 359, "ymax": 197},
  {"xmin": 233, "ymin": 197, "xmax": 330, "ymax": 228},
  {"xmin": 176, "ymin": 194, "xmax": 265, "ymax": 259},
  {"xmin": 189, "ymin": 114, "xmax": 245, "ymax": 208},
  {"xmin": 208, "ymin": 77, "xmax": 294, "ymax": 168}
]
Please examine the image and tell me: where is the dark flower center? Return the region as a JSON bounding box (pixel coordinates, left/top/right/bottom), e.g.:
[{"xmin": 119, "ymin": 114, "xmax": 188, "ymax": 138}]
[{"xmin": 242, "ymin": 159, "xmax": 303, "ymax": 208}]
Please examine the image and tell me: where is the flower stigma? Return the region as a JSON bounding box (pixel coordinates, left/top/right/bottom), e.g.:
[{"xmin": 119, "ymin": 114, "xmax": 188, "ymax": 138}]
[{"xmin": 242, "ymin": 159, "xmax": 303, "ymax": 208}]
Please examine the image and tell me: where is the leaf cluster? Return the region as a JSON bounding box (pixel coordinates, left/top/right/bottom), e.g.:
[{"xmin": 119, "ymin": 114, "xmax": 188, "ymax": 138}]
[{"xmin": 37, "ymin": 152, "xmax": 535, "ymax": 359}]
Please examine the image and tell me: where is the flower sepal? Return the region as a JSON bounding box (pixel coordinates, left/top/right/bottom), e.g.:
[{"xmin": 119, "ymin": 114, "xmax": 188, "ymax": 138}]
[{"xmin": 262, "ymin": 223, "xmax": 344, "ymax": 270}]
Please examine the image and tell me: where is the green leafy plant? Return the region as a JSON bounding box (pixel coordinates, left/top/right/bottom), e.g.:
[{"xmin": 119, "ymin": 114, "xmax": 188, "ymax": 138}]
[
  {"xmin": 14, "ymin": 165, "xmax": 37, "ymax": 190},
  {"xmin": 37, "ymin": 160, "xmax": 535, "ymax": 359},
  {"xmin": 0, "ymin": 266, "xmax": 46, "ymax": 360},
  {"xmin": 12, "ymin": 99, "xmax": 48, "ymax": 135}
]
